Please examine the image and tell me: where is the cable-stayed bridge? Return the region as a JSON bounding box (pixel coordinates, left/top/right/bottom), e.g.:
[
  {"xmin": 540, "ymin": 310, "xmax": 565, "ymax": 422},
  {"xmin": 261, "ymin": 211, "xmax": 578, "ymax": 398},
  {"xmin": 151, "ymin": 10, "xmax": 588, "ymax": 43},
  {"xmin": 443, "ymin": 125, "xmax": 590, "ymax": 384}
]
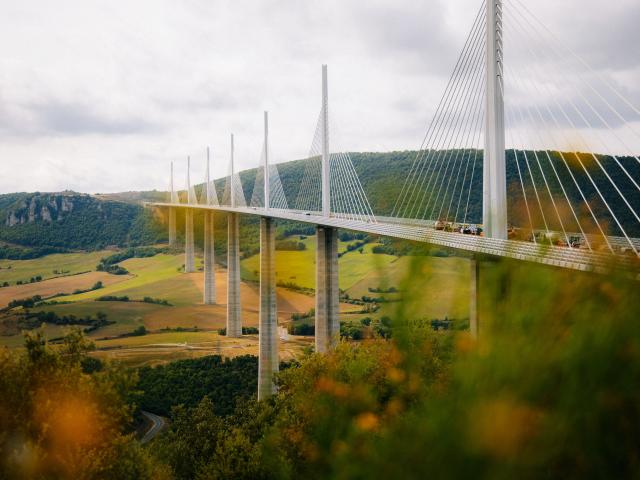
[{"xmin": 147, "ymin": 0, "xmax": 640, "ymax": 398}]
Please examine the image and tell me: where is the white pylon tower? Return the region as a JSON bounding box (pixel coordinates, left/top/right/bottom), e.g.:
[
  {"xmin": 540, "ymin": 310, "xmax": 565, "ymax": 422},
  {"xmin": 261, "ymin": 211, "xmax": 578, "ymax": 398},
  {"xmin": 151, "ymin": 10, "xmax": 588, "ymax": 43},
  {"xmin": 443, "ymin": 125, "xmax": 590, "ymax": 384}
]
[
  {"xmin": 187, "ymin": 156, "xmax": 194, "ymax": 204},
  {"xmin": 321, "ymin": 64, "xmax": 330, "ymax": 218},
  {"xmin": 168, "ymin": 161, "xmax": 177, "ymax": 246},
  {"xmin": 230, "ymin": 134, "xmax": 236, "ymax": 208},
  {"xmin": 170, "ymin": 161, "xmax": 177, "ymax": 202},
  {"xmin": 184, "ymin": 156, "xmax": 195, "ymax": 272},
  {"xmin": 206, "ymin": 147, "xmax": 212, "ymax": 204},
  {"xmin": 264, "ymin": 111, "xmax": 270, "ymax": 211},
  {"xmin": 483, "ymin": 0, "xmax": 507, "ymax": 239}
]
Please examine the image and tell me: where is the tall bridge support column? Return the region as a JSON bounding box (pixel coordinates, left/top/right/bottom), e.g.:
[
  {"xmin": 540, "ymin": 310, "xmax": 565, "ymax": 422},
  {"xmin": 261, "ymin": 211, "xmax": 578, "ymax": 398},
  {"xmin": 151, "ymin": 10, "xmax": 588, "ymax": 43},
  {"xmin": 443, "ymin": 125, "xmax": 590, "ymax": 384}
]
[
  {"xmin": 315, "ymin": 226, "xmax": 339, "ymax": 353},
  {"xmin": 184, "ymin": 209, "xmax": 195, "ymax": 273},
  {"xmin": 483, "ymin": 0, "xmax": 507, "ymax": 239},
  {"xmin": 168, "ymin": 207, "xmax": 176, "ymax": 246},
  {"xmin": 203, "ymin": 211, "xmax": 216, "ymax": 305},
  {"xmin": 470, "ymin": 257, "xmax": 479, "ymax": 338},
  {"xmin": 227, "ymin": 212, "xmax": 242, "ymax": 337},
  {"xmin": 258, "ymin": 217, "xmax": 278, "ymax": 399}
]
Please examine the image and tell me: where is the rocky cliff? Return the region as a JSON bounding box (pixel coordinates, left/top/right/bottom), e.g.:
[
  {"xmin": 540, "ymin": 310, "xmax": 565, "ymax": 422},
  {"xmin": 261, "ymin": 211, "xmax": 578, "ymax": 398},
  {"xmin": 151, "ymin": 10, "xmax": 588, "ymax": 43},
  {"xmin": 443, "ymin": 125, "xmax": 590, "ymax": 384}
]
[
  {"xmin": 4, "ymin": 193, "xmax": 80, "ymax": 226},
  {"xmin": 0, "ymin": 192, "xmax": 165, "ymax": 250}
]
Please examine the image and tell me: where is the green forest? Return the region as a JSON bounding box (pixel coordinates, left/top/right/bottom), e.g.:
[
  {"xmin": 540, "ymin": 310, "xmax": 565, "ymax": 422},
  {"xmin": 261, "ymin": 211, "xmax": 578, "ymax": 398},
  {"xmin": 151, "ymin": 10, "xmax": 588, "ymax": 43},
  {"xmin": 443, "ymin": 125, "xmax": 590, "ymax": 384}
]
[{"xmin": 0, "ymin": 192, "xmax": 165, "ymax": 252}]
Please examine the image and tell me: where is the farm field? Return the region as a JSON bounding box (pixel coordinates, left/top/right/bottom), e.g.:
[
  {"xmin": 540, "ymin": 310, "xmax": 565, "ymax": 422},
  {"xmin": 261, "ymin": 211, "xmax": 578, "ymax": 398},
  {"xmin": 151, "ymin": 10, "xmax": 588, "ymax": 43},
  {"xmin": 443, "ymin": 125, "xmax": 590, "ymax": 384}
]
[
  {"xmin": 242, "ymin": 235, "xmax": 470, "ymax": 321},
  {"xmin": 0, "ymin": 270, "xmax": 131, "ymax": 308},
  {"xmin": 0, "ymin": 250, "xmax": 112, "ymax": 286},
  {"xmin": 0, "ymin": 238, "xmax": 470, "ymax": 360},
  {"xmin": 346, "ymin": 256, "xmax": 471, "ymax": 321},
  {"xmin": 91, "ymin": 331, "xmax": 312, "ymax": 368},
  {"xmin": 0, "ymin": 247, "xmax": 362, "ymax": 351},
  {"xmin": 241, "ymin": 236, "xmax": 398, "ymax": 290}
]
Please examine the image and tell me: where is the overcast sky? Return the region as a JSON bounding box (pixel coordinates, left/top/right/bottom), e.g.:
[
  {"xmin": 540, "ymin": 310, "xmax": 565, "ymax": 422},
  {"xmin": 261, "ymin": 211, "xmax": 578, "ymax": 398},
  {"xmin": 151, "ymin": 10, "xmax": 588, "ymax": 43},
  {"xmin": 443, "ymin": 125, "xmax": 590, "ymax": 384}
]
[{"xmin": 0, "ymin": 0, "xmax": 638, "ymax": 194}]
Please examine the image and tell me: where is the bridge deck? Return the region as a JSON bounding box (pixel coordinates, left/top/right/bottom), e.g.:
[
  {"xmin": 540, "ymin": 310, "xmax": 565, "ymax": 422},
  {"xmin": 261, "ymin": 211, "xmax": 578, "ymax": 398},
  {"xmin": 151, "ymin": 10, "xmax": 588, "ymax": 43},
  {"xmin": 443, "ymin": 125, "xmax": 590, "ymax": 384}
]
[{"xmin": 149, "ymin": 203, "xmax": 639, "ymax": 274}]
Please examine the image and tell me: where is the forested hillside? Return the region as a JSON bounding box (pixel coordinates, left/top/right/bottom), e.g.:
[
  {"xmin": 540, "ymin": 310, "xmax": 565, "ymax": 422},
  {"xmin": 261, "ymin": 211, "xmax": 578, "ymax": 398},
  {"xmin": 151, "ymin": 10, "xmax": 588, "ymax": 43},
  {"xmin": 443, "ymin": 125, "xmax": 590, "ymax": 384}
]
[
  {"xmin": 233, "ymin": 150, "xmax": 639, "ymax": 237},
  {"xmin": 1, "ymin": 150, "xmax": 637, "ymax": 255},
  {"xmin": 0, "ymin": 192, "xmax": 165, "ymax": 251}
]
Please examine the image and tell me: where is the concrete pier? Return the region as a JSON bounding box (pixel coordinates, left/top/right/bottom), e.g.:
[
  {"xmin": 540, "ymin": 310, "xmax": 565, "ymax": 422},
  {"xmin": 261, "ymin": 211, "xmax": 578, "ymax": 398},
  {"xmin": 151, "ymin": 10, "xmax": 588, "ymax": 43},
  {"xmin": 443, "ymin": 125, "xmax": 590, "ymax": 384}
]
[
  {"xmin": 203, "ymin": 211, "xmax": 216, "ymax": 305},
  {"xmin": 315, "ymin": 226, "xmax": 339, "ymax": 353},
  {"xmin": 227, "ymin": 212, "xmax": 242, "ymax": 337},
  {"xmin": 258, "ymin": 217, "xmax": 278, "ymax": 399},
  {"xmin": 184, "ymin": 209, "xmax": 195, "ymax": 273},
  {"xmin": 168, "ymin": 207, "xmax": 176, "ymax": 246},
  {"xmin": 470, "ymin": 257, "xmax": 479, "ymax": 338}
]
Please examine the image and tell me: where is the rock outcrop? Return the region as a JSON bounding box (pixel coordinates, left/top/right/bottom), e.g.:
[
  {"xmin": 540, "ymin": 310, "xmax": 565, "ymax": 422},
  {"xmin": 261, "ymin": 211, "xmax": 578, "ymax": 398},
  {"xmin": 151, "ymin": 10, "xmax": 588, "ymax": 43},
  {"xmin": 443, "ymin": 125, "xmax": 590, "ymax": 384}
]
[{"xmin": 3, "ymin": 193, "xmax": 80, "ymax": 226}]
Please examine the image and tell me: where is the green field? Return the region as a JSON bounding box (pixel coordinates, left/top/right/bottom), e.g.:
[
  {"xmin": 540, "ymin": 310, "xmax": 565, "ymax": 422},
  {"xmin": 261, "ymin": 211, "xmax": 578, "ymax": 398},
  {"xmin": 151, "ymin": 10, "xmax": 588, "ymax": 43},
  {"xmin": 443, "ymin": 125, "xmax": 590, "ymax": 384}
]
[
  {"xmin": 242, "ymin": 235, "xmax": 470, "ymax": 321},
  {"xmin": 241, "ymin": 236, "xmax": 397, "ymax": 290},
  {"xmin": 60, "ymin": 254, "xmax": 189, "ymax": 303},
  {"xmin": 0, "ymin": 237, "xmax": 471, "ymax": 354},
  {"xmin": 95, "ymin": 330, "xmax": 221, "ymax": 348},
  {"xmin": 0, "ymin": 250, "xmax": 112, "ymax": 285}
]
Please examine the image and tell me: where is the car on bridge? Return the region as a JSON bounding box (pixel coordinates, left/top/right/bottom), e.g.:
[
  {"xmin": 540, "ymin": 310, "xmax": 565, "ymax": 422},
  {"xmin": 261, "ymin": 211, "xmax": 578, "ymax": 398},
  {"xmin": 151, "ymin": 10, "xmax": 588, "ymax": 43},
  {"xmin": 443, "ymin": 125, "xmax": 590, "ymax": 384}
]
[{"xmin": 460, "ymin": 224, "xmax": 482, "ymax": 236}]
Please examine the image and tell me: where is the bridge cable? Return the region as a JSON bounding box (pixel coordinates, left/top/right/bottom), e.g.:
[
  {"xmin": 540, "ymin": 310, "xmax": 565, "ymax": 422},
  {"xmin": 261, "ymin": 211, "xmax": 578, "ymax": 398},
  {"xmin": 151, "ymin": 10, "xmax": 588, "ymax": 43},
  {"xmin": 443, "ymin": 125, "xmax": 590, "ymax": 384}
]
[
  {"xmin": 392, "ymin": 0, "xmax": 487, "ymax": 218},
  {"xmin": 396, "ymin": 3, "xmax": 486, "ymax": 219},
  {"xmin": 407, "ymin": 17, "xmax": 486, "ymax": 220}
]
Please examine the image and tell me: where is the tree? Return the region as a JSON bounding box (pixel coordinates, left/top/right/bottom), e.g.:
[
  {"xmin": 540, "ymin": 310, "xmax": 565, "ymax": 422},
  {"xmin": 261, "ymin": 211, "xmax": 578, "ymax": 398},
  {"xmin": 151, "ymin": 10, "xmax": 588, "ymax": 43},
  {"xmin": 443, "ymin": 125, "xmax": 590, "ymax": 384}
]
[{"xmin": 0, "ymin": 329, "xmax": 166, "ymax": 478}]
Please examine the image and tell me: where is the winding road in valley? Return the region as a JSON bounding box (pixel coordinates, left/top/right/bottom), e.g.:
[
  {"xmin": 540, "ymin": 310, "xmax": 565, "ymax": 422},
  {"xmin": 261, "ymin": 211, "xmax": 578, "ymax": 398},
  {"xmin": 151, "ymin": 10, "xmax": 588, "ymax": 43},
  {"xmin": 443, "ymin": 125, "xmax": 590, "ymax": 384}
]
[{"xmin": 140, "ymin": 410, "xmax": 166, "ymax": 444}]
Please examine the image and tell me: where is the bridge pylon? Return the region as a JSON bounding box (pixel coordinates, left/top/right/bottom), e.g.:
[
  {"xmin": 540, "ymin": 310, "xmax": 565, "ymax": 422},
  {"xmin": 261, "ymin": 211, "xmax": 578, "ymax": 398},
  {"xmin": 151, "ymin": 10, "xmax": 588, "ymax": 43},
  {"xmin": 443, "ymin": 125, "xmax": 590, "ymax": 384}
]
[
  {"xmin": 264, "ymin": 111, "xmax": 270, "ymax": 211},
  {"xmin": 315, "ymin": 226, "xmax": 339, "ymax": 352},
  {"xmin": 184, "ymin": 156, "xmax": 195, "ymax": 272},
  {"xmin": 258, "ymin": 217, "xmax": 278, "ymax": 399},
  {"xmin": 483, "ymin": 0, "xmax": 507, "ymax": 239},
  {"xmin": 168, "ymin": 161, "xmax": 177, "ymax": 246},
  {"xmin": 321, "ymin": 64, "xmax": 330, "ymax": 217}
]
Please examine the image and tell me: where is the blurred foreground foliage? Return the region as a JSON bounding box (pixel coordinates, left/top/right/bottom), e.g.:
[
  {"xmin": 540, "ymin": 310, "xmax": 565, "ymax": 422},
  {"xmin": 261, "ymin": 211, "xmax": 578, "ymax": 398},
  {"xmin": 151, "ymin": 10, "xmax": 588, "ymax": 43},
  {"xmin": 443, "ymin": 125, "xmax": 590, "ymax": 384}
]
[
  {"xmin": 1, "ymin": 256, "xmax": 639, "ymax": 479},
  {"xmin": 150, "ymin": 258, "xmax": 640, "ymax": 479},
  {"xmin": 0, "ymin": 329, "xmax": 170, "ymax": 479}
]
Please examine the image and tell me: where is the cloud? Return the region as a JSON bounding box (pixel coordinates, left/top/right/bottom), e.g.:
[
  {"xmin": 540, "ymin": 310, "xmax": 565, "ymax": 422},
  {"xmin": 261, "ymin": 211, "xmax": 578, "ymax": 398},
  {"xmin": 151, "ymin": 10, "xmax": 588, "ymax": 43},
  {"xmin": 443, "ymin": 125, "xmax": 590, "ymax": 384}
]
[
  {"xmin": 0, "ymin": 0, "xmax": 637, "ymax": 194},
  {"xmin": 30, "ymin": 100, "xmax": 160, "ymax": 136}
]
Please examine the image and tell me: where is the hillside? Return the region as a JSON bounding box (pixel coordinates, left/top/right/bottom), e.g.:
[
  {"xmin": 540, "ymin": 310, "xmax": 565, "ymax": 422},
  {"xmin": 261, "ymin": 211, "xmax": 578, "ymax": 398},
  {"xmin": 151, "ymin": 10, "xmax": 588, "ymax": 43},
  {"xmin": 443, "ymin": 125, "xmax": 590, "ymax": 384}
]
[
  {"xmin": 0, "ymin": 150, "xmax": 638, "ymax": 255},
  {"xmin": 0, "ymin": 191, "xmax": 165, "ymax": 252},
  {"xmin": 236, "ymin": 150, "xmax": 640, "ymax": 237}
]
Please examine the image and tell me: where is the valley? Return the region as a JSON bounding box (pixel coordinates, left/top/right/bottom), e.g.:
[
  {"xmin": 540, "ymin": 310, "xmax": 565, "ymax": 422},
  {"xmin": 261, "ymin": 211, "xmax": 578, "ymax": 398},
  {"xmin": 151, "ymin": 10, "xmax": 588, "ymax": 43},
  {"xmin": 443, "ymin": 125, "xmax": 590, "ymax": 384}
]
[{"xmin": 0, "ymin": 233, "xmax": 470, "ymax": 366}]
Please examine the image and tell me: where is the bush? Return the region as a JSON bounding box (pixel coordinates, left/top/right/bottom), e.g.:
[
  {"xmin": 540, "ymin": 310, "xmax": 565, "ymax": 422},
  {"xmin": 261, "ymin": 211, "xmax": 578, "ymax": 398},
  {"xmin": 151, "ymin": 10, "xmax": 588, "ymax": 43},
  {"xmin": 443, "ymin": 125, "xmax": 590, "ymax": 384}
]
[
  {"xmin": 287, "ymin": 323, "xmax": 315, "ymax": 335},
  {"xmin": 8, "ymin": 295, "xmax": 43, "ymax": 309},
  {"xmin": 97, "ymin": 295, "xmax": 130, "ymax": 302},
  {"xmin": 217, "ymin": 327, "xmax": 259, "ymax": 335},
  {"xmin": 132, "ymin": 325, "xmax": 147, "ymax": 336},
  {"xmin": 340, "ymin": 322, "xmax": 365, "ymax": 340},
  {"xmin": 276, "ymin": 240, "xmax": 306, "ymax": 251},
  {"xmin": 143, "ymin": 296, "xmax": 171, "ymax": 306}
]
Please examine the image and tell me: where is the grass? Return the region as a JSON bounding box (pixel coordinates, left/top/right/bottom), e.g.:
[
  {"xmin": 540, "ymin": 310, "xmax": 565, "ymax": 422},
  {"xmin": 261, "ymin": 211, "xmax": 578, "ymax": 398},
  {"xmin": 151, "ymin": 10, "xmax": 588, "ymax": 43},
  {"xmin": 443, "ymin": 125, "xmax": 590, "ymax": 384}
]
[
  {"xmin": 0, "ymin": 250, "xmax": 112, "ymax": 285},
  {"xmin": 91, "ymin": 330, "xmax": 313, "ymax": 368},
  {"xmin": 242, "ymin": 234, "xmax": 469, "ymax": 320},
  {"xmin": 60, "ymin": 254, "xmax": 185, "ymax": 302},
  {"xmin": 241, "ymin": 236, "xmax": 397, "ymax": 290},
  {"xmin": 29, "ymin": 301, "xmax": 155, "ymax": 338},
  {"xmin": 347, "ymin": 256, "xmax": 471, "ymax": 320},
  {"xmin": 0, "ymin": 238, "xmax": 470, "ymax": 355},
  {"xmin": 95, "ymin": 330, "xmax": 219, "ymax": 348}
]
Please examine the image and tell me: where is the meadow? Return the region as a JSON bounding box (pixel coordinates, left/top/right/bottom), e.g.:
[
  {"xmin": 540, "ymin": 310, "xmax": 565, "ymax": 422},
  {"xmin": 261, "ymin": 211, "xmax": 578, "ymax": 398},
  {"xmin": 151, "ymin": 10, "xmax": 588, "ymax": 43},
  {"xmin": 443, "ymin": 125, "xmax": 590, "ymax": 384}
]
[
  {"xmin": 0, "ymin": 250, "xmax": 111, "ymax": 285},
  {"xmin": 241, "ymin": 236, "xmax": 399, "ymax": 290},
  {"xmin": 0, "ymin": 235, "xmax": 470, "ymax": 364}
]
